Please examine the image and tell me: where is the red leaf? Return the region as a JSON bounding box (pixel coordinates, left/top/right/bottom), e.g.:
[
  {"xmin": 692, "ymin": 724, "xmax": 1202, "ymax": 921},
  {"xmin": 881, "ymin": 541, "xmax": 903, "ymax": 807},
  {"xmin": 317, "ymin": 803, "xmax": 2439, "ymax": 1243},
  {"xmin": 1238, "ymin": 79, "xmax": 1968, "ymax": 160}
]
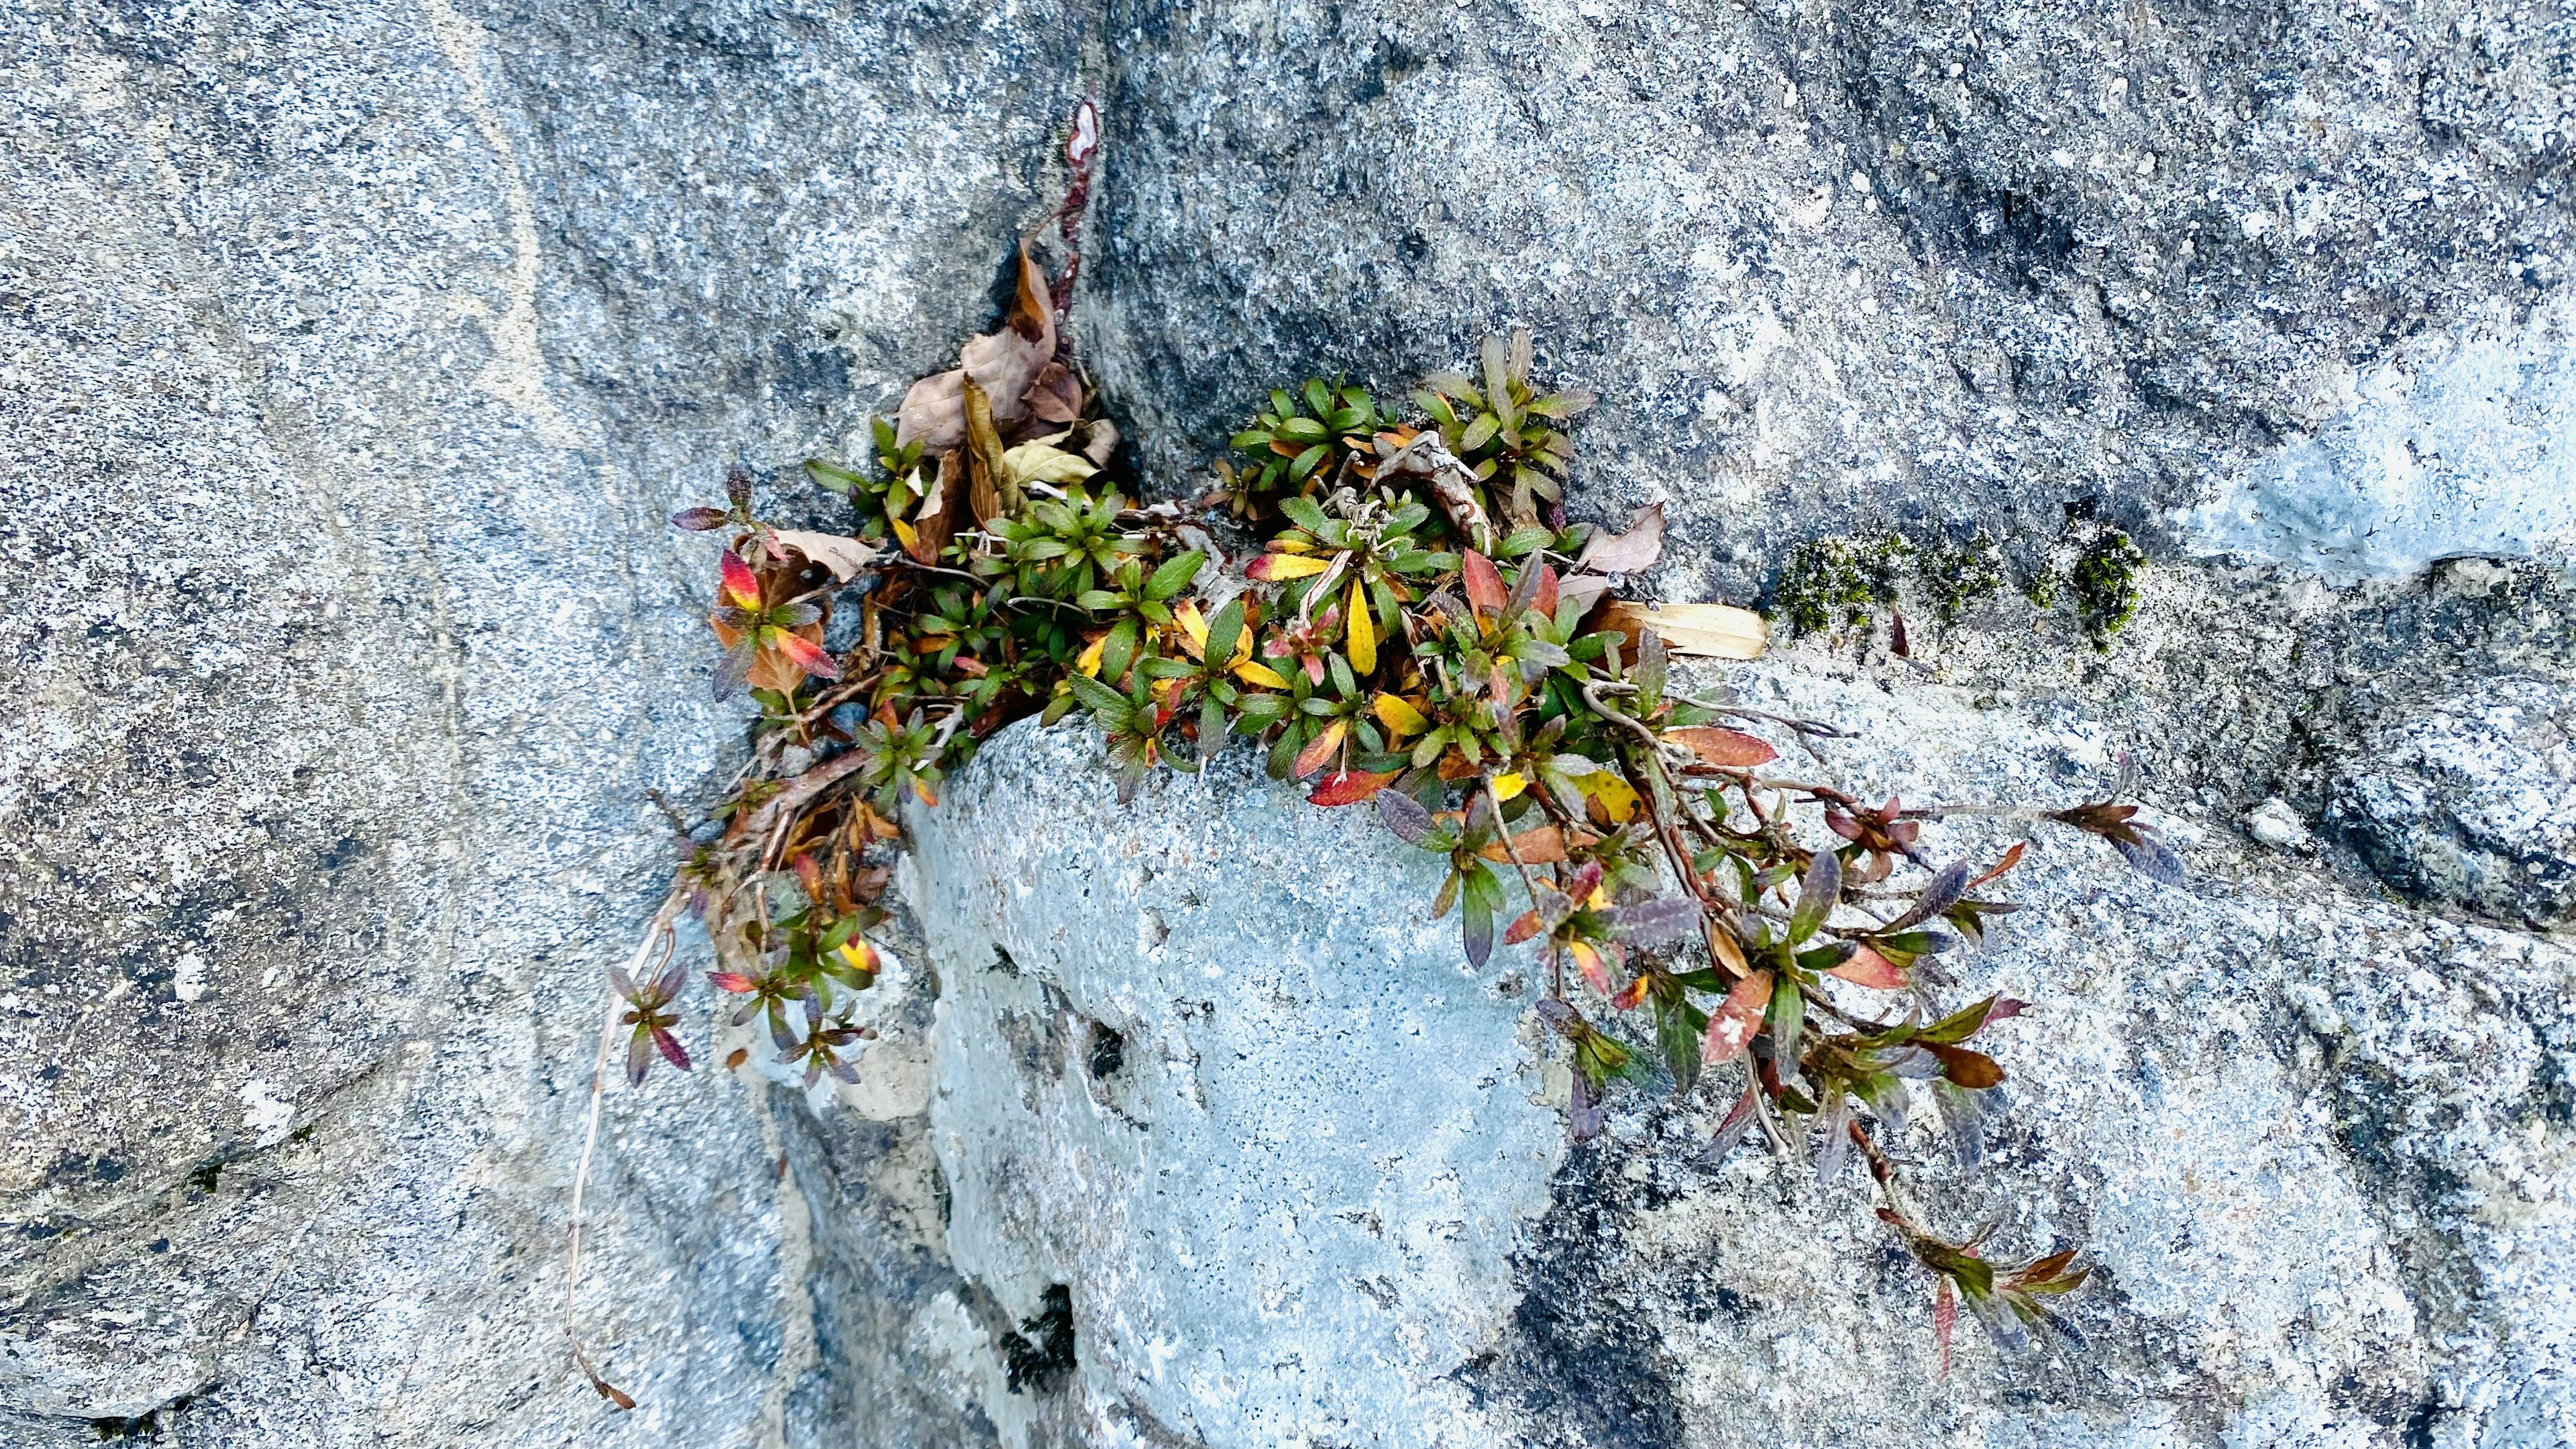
[
  {"xmin": 707, "ymin": 972, "xmax": 759, "ymax": 994},
  {"xmin": 1827, "ymin": 947, "xmax": 1908, "ymax": 990},
  {"xmin": 1986, "ymin": 998, "xmax": 2030, "ymax": 1024},
  {"xmin": 1462, "ymin": 549, "xmax": 1507, "ymax": 618},
  {"xmin": 1502, "ymin": 910, "xmax": 1546, "ymax": 945},
  {"xmin": 1611, "ymin": 973, "xmax": 1650, "ymax": 1012},
  {"xmin": 1528, "ymin": 561, "xmax": 1560, "ymax": 619},
  {"xmin": 671, "ymin": 506, "xmax": 729, "ymax": 531},
  {"xmin": 1701, "ymin": 969, "xmax": 1773, "ymax": 1064},
  {"xmin": 1666, "ymin": 727, "xmax": 1778, "ymax": 768},
  {"xmin": 651, "ymin": 1027, "xmax": 692, "ymax": 1071},
  {"xmin": 767, "ymin": 629, "xmax": 843, "ymax": 680},
  {"xmin": 1307, "ymin": 767, "xmax": 1398, "ymax": 807},
  {"xmin": 719, "ymin": 549, "xmax": 762, "ymax": 609}
]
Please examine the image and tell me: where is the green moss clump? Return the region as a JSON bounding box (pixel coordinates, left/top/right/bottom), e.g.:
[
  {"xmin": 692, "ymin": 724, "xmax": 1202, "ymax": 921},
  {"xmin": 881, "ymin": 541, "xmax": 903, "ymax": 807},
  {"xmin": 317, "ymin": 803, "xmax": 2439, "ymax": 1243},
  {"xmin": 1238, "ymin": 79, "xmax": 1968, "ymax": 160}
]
[
  {"xmin": 1772, "ymin": 532, "xmax": 1917, "ymax": 635},
  {"xmin": 1920, "ymin": 530, "xmax": 2005, "ymax": 623},
  {"xmin": 2070, "ymin": 528, "xmax": 2145, "ymax": 639},
  {"xmin": 1774, "ymin": 537, "xmax": 1874, "ymax": 635}
]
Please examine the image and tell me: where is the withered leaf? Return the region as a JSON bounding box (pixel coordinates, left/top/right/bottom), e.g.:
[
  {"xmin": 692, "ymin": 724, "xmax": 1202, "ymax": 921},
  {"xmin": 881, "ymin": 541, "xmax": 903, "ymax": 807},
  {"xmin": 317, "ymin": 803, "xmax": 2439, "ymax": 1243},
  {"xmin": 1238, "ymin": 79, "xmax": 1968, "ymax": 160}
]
[
  {"xmin": 895, "ymin": 241, "xmax": 1059, "ymax": 451},
  {"xmin": 1573, "ymin": 502, "xmax": 1666, "ymax": 574},
  {"xmin": 963, "ymin": 376, "xmax": 1010, "ymax": 525},
  {"xmin": 1666, "ymin": 726, "xmax": 1778, "ymax": 769},
  {"xmin": 1701, "ymin": 969, "xmax": 1772, "ymax": 1064},
  {"xmin": 1598, "ymin": 600, "xmax": 1766, "ymax": 659},
  {"xmin": 767, "ymin": 529, "xmax": 881, "ymax": 582},
  {"xmin": 1023, "ymin": 362, "xmax": 1083, "ymax": 424}
]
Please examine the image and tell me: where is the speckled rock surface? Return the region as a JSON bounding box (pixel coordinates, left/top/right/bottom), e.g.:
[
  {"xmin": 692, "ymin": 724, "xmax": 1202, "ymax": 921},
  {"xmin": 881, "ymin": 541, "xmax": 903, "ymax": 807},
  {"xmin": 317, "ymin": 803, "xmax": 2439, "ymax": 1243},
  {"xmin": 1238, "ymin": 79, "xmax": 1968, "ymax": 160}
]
[
  {"xmin": 7, "ymin": 0, "xmax": 2576, "ymax": 1445},
  {"xmin": 904, "ymin": 674, "xmax": 2572, "ymax": 1449},
  {"xmin": 906, "ymin": 722, "xmax": 1564, "ymax": 1448},
  {"xmin": 0, "ymin": 0, "xmax": 1084, "ymax": 1442},
  {"xmin": 1085, "ymin": 0, "xmax": 2576, "ymax": 588}
]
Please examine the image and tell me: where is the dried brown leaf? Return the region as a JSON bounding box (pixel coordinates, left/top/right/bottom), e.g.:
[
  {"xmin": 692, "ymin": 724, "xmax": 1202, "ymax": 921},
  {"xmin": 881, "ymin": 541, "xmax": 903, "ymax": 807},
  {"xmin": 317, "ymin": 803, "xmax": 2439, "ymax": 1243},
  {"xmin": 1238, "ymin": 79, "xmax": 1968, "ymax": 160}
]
[{"xmin": 1574, "ymin": 502, "xmax": 1666, "ymax": 574}]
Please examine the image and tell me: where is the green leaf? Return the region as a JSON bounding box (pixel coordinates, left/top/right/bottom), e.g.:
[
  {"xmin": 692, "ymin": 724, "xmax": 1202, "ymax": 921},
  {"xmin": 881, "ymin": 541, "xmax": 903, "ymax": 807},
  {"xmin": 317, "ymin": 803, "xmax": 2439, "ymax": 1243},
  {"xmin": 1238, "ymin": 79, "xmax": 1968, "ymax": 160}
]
[
  {"xmin": 1277, "ymin": 415, "xmax": 1329, "ymax": 443},
  {"xmin": 1459, "ymin": 412, "xmax": 1500, "ymax": 453},
  {"xmin": 1291, "ymin": 443, "xmax": 1330, "ymax": 481},
  {"xmin": 1656, "ymin": 993, "xmax": 1701, "ymax": 1095},
  {"xmin": 1099, "ymin": 620, "xmax": 1138, "ymax": 682},
  {"xmin": 1766, "ymin": 979, "xmax": 1805, "ymax": 1069},
  {"xmin": 1146, "ymin": 549, "xmax": 1205, "ymax": 601},
  {"xmin": 1066, "ymin": 672, "xmax": 1128, "ymax": 717},
  {"xmin": 1279, "ymin": 495, "xmax": 1331, "ymax": 535},
  {"xmin": 1303, "ymin": 378, "xmax": 1332, "ymax": 416},
  {"xmin": 1205, "ymin": 598, "xmax": 1246, "ymax": 667},
  {"xmin": 1789, "ymin": 849, "xmax": 1841, "ymax": 945}
]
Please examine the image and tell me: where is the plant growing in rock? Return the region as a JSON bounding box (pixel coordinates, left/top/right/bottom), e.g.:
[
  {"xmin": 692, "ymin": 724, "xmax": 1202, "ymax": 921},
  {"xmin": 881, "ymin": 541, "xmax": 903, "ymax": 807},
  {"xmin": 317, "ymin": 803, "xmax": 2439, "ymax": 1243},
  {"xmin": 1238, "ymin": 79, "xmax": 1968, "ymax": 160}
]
[{"xmin": 592, "ymin": 107, "xmax": 2182, "ymax": 1401}]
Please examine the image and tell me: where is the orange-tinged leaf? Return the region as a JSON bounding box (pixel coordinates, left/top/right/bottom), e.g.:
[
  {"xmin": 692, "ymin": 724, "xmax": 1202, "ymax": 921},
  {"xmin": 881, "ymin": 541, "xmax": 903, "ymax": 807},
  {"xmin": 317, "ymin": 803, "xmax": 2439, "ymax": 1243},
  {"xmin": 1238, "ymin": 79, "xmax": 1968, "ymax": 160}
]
[
  {"xmin": 767, "ymin": 629, "xmax": 842, "ymax": 680},
  {"xmin": 1373, "ymin": 692, "xmax": 1428, "ymax": 737},
  {"xmin": 1503, "ymin": 909, "xmax": 1546, "ymax": 945},
  {"xmin": 1233, "ymin": 659, "xmax": 1291, "ymax": 690},
  {"xmin": 1291, "ymin": 718, "xmax": 1348, "ymax": 779},
  {"xmin": 1307, "ymin": 767, "xmax": 1398, "ymax": 807},
  {"xmin": 724, "ymin": 1047, "xmax": 751, "ymax": 1072},
  {"xmin": 1968, "ymin": 840, "xmax": 2027, "ymax": 890},
  {"xmin": 719, "ymin": 550, "xmax": 763, "ymax": 609},
  {"xmin": 1462, "ymin": 549, "xmax": 1507, "ymax": 616},
  {"xmin": 1611, "ymin": 973, "xmax": 1651, "ymax": 1012},
  {"xmin": 1248, "ymin": 551, "xmax": 1334, "ymax": 582},
  {"xmin": 1707, "ymin": 924, "xmax": 1749, "ymax": 974},
  {"xmin": 836, "ymin": 939, "xmax": 879, "ymax": 975},
  {"xmin": 1529, "ymin": 561, "xmax": 1560, "ymax": 618},
  {"xmin": 1571, "ymin": 941, "xmax": 1615, "ymax": 995},
  {"xmin": 1436, "ymin": 750, "xmax": 1482, "ymax": 782},
  {"xmin": 1701, "ymin": 969, "xmax": 1773, "ymax": 1064},
  {"xmin": 1827, "ymin": 947, "xmax": 1908, "ymax": 989},
  {"xmin": 1346, "ymin": 578, "xmax": 1376, "ymax": 674},
  {"xmin": 1926, "ymin": 1042, "xmax": 2006, "ymax": 1089},
  {"xmin": 1666, "ymin": 727, "xmax": 1778, "ymax": 769},
  {"xmin": 1479, "ymin": 824, "xmax": 1569, "ymax": 864}
]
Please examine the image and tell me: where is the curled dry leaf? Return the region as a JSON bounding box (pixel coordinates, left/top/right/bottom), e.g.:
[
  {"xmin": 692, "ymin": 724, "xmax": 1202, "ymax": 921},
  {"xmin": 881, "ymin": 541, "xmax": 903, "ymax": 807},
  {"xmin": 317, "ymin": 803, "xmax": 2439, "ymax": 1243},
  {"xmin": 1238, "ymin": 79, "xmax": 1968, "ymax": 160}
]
[
  {"xmin": 767, "ymin": 529, "xmax": 881, "ymax": 582},
  {"xmin": 1082, "ymin": 419, "xmax": 1120, "ymax": 466},
  {"xmin": 1599, "ymin": 600, "xmax": 1766, "ymax": 659},
  {"xmin": 1573, "ymin": 502, "xmax": 1666, "ymax": 574}
]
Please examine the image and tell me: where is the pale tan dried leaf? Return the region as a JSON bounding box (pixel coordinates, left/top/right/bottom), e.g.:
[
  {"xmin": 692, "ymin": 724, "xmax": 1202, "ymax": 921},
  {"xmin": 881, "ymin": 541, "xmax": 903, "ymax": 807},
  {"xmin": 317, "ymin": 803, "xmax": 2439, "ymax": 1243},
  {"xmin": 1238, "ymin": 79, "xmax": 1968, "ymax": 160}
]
[
  {"xmin": 1600, "ymin": 600, "xmax": 1767, "ymax": 659},
  {"xmin": 1082, "ymin": 419, "xmax": 1120, "ymax": 466},
  {"xmin": 767, "ymin": 529, "xmax": 880, "ymax": 582},
  {"xmin": 895, "ymin": 368, "xmax": 966, "ymax": 452},
  {"xmin": 1573, "ymin": 502, "xmax": 1666, "ymax": 574}
]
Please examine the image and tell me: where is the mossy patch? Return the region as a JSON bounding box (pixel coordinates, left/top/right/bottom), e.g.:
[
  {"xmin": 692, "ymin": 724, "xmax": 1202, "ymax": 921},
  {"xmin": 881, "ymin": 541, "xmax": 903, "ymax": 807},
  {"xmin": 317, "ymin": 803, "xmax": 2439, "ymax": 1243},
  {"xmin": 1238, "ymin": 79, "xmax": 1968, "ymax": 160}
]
[{"xmin": 2070, "ymin": 528, "xmax": 2145, "ymax": 641}]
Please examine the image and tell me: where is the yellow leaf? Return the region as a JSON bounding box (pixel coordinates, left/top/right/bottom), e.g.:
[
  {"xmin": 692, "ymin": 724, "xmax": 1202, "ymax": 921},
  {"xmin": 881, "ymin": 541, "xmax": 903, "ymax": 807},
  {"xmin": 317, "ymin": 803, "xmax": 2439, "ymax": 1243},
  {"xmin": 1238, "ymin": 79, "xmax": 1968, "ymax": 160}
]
[
  {"xmin": 1234, "ymin": 659, "xmax": 1291, "ymax": 690},
  {"xmin": 1175, "ymin": 598, "xmax": 1209, "ymax": 654},
  {"xmin": 889, "ymin": 516, "xmax": 919, "ymax": 551},
  {"xmin": 837, "ymin": 939, "xmax": 879, "ymax": 975},
  {"xmin": 1346, "ymin": 578, "xmax": 1375, "ymax": 674},
  {"xmin": 1271, "ymin": 537, "xmax": 1319, "ymax": 555},
  {"xmin": 1248, "ymin": 552, "xmax": 1333, "ymax": 580},
  {"xmin": 1077, "ymin": 633, "xmax": 1108, "ymax": 678},
  {"xmin": 1587, "ymin": 771, "xmax": 1640, "ymax": 824},
  {"xmin": 1491, "ymin": 771, "xmax": 1527, "ymax": 802},
  {"xmin": 1373, "ymin": 692, "xmax": 1428, "ymax": 737}
]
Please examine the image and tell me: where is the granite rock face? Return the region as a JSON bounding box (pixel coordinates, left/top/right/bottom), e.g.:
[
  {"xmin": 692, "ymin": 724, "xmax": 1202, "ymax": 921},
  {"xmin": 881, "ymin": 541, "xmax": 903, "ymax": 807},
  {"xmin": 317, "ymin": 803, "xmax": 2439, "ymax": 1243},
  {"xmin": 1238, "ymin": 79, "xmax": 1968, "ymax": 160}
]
[
  {"xmin": 5, "ymin": 0, "xmax": 2575, "ymax": 1446},
  {"xmin": 1085, "ymin": 0, "xmax": 2576, "ymax": 593},
  {"xmin": 899, "ymin": 682, "xmax": 2573, "ymax": 1449},
  {"xmin": 0, "ymin": 0, "xmax": 1083, "ymax": 1443}
]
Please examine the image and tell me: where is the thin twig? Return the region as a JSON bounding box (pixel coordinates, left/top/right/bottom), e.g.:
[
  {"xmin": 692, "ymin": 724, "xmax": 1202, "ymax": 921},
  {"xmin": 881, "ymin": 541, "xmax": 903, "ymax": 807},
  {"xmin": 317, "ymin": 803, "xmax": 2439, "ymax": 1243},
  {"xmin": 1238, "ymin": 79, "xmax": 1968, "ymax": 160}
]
[{"xmin": 564, "ymin": 892, "xmax": 684, "ymax": 1410}]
